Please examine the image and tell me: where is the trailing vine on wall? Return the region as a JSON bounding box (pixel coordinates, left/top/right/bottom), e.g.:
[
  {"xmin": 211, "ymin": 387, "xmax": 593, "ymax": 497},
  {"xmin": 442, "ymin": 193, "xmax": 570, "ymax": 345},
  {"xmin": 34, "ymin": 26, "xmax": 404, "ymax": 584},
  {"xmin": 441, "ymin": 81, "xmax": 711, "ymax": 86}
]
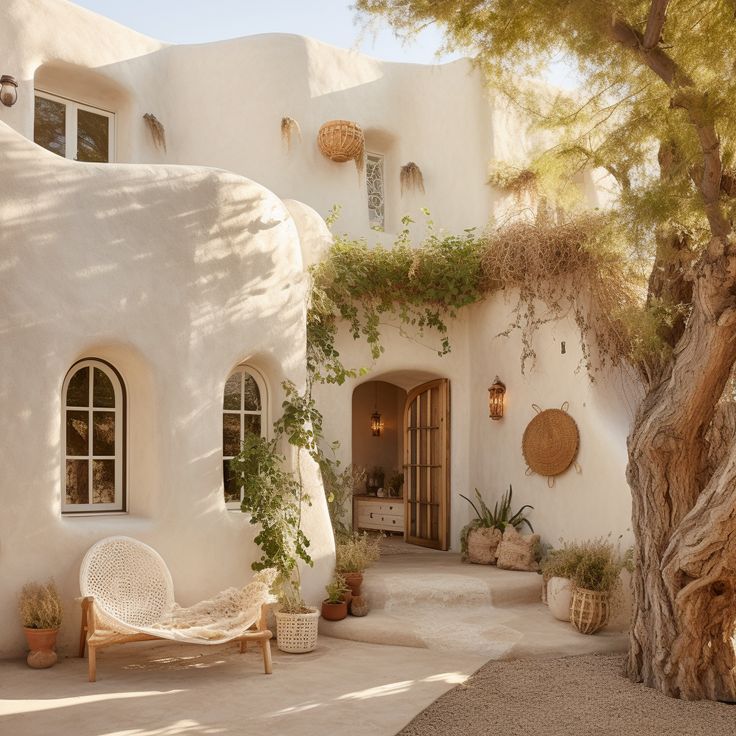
[{"xmin": 308, "ymin": 209, "xmax": 650, "ymax": 384}]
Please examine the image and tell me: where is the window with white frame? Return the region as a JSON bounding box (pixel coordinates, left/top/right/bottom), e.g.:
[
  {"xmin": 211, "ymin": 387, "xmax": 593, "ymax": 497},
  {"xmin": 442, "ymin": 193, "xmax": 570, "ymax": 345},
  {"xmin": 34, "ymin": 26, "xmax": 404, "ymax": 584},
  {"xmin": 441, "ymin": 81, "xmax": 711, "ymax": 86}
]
[
  {"xmin": 62, "ymin": 359, "xmax": 126, "ymax": 514},
  {"xmin": 223, "ymin": 366, "xmax": 268, "ymax": 507},
  {"xmin": 34, "ymin": 91, "xmax": 115, "ymax": 163},
  {"xmin": 366, "ymin": 153, "xmax": 385, "ymax": 229}
]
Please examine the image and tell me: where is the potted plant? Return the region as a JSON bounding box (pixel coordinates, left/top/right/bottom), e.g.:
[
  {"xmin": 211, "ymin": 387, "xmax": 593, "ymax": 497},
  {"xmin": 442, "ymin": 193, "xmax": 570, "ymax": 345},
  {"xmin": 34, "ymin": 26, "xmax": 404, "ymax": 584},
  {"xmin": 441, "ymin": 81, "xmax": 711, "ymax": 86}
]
[
  {"xmin": 335, "ymin": 532, "xmax": 382, "ymax": 597},
  {"xmin": 233, "ymin": 431, "xmax": 319, "ymax": 653},
  {"xmin": 19, "ymin": 581, "xmax": 63, "ymax": 669},
  {"xmin": 387, "ymin": 471, "xmax": 404, "ymax": 498},
  {"xmin": 459, "ymin": 485, "xmax": 534, "ymax": 565},
  {"xmin": 569, "ymin": 539, "xmax": 624, "ymax": 635},
  {"xmin": 321, "ymin": 574, "xmax": 349, "ymax": 621},
  {"xmin": 540, "ymin": 542, "xmax": 585, "ymax": 620}
]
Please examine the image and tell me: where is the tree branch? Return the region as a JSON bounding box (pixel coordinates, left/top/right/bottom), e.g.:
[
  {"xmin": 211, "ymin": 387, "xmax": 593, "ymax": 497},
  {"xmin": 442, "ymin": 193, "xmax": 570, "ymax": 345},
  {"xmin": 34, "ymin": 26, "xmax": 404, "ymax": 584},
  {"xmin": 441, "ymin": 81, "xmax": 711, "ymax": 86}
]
[{"xmin": 643, "ymin": 0, "xmax": 670, "ymax": 49}]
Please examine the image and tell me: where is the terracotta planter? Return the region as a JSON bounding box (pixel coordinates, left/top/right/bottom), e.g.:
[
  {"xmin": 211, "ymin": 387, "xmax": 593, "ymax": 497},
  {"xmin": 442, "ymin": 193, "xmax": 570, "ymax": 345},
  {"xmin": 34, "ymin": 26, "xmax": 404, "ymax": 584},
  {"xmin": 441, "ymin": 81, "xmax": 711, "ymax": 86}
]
[
  {"xmin": 321, "ymin": 600, "xmax": 348, "ymax": 621},
  {"xmin": 350, "ymin": 595, "xmax": 369, "ymax": 617},
  {"xmin": 547, "ymin": 577, "xmax": 574, "ymax": 621},
  {"xmin": 570, "ymin": 587, "xmax": 611, "ymax": 635},
  {"xmin": 23, "ymin": 627, "xmax": 59, "ymax": 669},
  {"xmin": 342, "ymin": 572, "xmax": 364, "ymax": 598}
]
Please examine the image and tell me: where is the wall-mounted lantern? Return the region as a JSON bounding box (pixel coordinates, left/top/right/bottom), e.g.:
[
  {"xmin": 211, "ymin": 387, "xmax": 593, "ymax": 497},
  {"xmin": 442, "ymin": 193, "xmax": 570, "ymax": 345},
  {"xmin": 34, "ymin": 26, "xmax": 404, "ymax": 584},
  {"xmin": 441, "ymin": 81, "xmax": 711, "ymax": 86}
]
[
  {"xmin": 488, "ymin": 377, "xmax": 506, "ymax": 420},
  {"xmin": 0, "ymin": 75, "xmax": 18, "ymax": 107}
]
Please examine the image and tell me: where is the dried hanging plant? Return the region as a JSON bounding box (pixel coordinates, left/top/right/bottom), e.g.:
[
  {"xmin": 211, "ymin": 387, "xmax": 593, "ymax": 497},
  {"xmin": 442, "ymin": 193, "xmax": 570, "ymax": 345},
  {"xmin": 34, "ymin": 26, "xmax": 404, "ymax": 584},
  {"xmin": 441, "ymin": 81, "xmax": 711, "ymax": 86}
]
[
  {"xmin": 400, "ymin": 162, "xmax": 425, "ymax": 195},
  {"xmin": 281, "ymin": 116, "xmax": 302, "ymax": 151},
  {"xmin": 143, "ymin": 113, "xmax": 166, "ymax": 152},
  {"xmin": 487, "ymin": 163, "xmax": 538, "ymax": 201}
]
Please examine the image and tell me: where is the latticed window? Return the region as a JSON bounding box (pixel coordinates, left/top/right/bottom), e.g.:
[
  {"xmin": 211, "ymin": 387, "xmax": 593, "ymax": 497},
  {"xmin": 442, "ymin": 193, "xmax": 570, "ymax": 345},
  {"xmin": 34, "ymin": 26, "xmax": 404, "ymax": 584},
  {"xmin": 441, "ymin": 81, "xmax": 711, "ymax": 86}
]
[
  {"xmin": 62, "ymin": 359, "xmax": 126, "ymax": 513},
  {"xmin": 366, "ymin": 153, "xmax": 385, "ymax": 229},
  {"xmin": 222, "ymin": 366, "xmax": 268, "ymax": 507}
]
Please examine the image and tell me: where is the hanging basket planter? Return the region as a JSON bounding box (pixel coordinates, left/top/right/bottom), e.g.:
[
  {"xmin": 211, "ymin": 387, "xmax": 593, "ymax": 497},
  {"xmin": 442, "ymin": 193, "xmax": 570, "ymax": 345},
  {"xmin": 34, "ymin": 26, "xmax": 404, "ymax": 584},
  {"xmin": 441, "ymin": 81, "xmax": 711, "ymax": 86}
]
[
  {"xmin": 570, "ymin": 587, "xmax": 610, "ymax": 635},
  {"xmin": 317, "ymin": 119, "xmax": 365, "ymax": 168}
]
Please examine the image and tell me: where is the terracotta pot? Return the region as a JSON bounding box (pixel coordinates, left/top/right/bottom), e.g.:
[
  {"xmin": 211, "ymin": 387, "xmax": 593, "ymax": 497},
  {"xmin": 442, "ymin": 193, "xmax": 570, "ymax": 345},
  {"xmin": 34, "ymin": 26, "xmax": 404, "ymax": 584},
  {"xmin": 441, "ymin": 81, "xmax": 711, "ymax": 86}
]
[
  {"xmin": 547, "ymin": 577, "xmax": 574, "ymax": 621},
  {"xmin": 23, "ymin": 627, "xmax": 59, "ymax": 669},
  {"xmin": 342, "ymin": 572, "xmax": 364, "ymax": 598},
  {"xmin": 321, "ymin": 600, "xmax": 348, "ymax": 621}
]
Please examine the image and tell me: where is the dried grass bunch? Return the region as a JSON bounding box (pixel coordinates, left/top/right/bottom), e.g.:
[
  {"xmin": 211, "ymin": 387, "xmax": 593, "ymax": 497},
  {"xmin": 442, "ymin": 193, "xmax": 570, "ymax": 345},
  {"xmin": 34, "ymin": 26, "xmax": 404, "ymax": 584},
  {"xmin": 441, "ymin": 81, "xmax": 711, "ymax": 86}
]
[
  {"xmin": 400, "ymin": 162, "xmax": 425, "ymax": 195},
  {"xmin": 482, "ymin": 214, "xmax": 642, "ymax": 373},
  {"xmin": 335, "ymin": 532, "xmax": 382, "ymax": 573},
  {"xmin": 19, "ymin": 581, "xmax": 63, "ymax": 629},
  {"xmin": 143, "ymin": 113, "xmax": 166, "ymax": 152},
  {"xmin": 280, "ymin": 116, "xmax": 302, "ymax": 150}
]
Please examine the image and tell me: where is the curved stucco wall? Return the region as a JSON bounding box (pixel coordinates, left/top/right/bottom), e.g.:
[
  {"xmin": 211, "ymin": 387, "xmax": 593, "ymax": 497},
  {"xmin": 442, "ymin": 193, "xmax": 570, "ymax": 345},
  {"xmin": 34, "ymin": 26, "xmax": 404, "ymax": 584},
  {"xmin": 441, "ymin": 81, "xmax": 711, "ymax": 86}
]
[
  {"xmin": 0, "ymin": 121, "xmax": 334, "ymax": 656},
  {"xmin": 0, "ymin": 0, "xmax": 550, "ymax": 242},
  {"xmin": 314, "ymin": 295, "xmax": 638, "ymax": 552}
]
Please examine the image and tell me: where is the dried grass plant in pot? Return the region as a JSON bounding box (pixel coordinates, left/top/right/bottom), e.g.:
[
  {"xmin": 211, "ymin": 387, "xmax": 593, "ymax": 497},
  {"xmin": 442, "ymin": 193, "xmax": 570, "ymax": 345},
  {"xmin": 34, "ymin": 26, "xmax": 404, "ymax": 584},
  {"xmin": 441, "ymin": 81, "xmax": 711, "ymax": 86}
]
[
  {"xmin": 19, "ymin": 581, "xmax": 63, "ymax": 668},
  {"xmin": 540, "ymin": 542, "xmax": 586, "ymax": 620},
  {"xmin": 569, "ymin": 540, "xmax": 623, "ymax": 635},
  {"xmin": 335, "ymin": 532, "xmax": 381, "ymax": 597}
]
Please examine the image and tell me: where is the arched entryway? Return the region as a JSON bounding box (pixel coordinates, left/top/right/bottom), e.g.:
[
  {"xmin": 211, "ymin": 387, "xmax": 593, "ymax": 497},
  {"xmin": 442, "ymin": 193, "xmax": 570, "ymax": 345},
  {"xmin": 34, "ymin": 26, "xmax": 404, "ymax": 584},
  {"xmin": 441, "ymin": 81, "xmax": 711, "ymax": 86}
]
[{"xmin": 351, "ymin": 371, "xmax": 451, "ymax": 550}]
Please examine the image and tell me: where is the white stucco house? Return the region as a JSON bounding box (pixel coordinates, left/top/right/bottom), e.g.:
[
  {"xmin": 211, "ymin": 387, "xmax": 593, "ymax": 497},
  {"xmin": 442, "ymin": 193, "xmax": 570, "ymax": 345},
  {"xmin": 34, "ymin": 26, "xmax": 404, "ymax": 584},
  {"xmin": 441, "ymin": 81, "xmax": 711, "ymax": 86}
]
[{"xmin": 0, "ymin": 0, "xmax": 635, "ymax": 658}]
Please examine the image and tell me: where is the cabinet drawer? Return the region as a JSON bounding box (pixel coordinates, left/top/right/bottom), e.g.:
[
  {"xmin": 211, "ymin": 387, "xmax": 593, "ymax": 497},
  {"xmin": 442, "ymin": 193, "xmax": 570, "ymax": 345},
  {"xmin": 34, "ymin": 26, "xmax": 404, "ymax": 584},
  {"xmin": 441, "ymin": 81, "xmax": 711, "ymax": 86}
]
[
  {"xmin": 356, "ymin": 500, "xmax": 403, "ymax": 515},
  {"xmin": 357, "ymin": 511, "xmax": 404, "ymax": 530}
]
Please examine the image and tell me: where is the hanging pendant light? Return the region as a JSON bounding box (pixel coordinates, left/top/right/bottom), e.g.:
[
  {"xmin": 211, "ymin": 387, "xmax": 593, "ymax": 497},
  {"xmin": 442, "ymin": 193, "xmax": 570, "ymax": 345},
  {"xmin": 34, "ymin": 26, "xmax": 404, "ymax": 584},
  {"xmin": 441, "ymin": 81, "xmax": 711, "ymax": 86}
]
[{"xmin": 370, "ymin": 382, "xmax": 384, "ymax": 436}]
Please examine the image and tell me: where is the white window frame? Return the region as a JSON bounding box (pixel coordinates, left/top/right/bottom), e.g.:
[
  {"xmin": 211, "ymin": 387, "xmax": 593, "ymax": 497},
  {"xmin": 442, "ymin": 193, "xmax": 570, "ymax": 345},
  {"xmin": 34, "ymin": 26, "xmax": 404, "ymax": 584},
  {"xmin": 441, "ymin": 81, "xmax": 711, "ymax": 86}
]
[
  {"xmin": 61, "ymin": 359, "xmax": 126, "ymax": 514},
  {"xmin": 366, "ymin": 152, "xmax": 386, "ymax": 230},
  {"xmin": 34, "ymin": 90, "xmax": 116, "ymax": 163},
  {"xmin": 223, "ymin": 365, "xmax": 269, "ymax": 509}
]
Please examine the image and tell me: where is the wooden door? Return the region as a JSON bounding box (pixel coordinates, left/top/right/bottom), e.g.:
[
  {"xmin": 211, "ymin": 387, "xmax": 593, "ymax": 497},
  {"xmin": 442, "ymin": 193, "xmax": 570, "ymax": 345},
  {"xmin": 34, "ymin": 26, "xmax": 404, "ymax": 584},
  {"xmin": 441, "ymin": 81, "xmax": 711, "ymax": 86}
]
[{"xmin": 403, "ymin": 379, "xmax": 450, "ymax": 550}]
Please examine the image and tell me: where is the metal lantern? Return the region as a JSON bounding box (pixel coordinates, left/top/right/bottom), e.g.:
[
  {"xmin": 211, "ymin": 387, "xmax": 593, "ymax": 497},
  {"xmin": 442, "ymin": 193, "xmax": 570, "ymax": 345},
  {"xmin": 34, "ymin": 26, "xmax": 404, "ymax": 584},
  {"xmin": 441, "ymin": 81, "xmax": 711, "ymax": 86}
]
[
  {"xmin": 370, "ymin": 410, "xmax": 383, "ymax": 436},
  {"xmin": 0, "ymin": 75, "xmax": 18, "ymax": 108},
  {"xmin": 488, "ymin": 377, "xmax": 506, "ymax": 420}
]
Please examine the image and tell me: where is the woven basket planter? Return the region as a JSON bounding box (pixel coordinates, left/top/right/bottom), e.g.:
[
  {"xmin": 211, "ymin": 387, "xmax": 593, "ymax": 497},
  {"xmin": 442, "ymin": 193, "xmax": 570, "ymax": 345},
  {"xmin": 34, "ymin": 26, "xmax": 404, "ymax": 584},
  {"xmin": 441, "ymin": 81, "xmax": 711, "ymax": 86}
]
[
  {"xmin": 317, "ymin": 120, "xmax": 365, "ymax": 164},
  {"xmin": 275, "ymin": 607, "xmax": 320, "ymax": 653},
  {"xmin": 570, "ymin": 587, "xmax": 610, "ymax": 635}
]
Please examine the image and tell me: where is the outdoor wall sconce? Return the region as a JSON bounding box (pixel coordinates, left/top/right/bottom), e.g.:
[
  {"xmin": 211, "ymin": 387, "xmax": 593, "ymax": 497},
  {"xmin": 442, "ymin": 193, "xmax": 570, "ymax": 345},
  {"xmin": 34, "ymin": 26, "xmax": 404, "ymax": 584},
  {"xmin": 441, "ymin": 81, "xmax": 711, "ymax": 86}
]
[
  {"xmin": 0, "ymin": 75, "xmax": 18, "ymax": 107},
  {"xmin": 488, "ymin": 377, "xmax": 506, "ymax": 420}
]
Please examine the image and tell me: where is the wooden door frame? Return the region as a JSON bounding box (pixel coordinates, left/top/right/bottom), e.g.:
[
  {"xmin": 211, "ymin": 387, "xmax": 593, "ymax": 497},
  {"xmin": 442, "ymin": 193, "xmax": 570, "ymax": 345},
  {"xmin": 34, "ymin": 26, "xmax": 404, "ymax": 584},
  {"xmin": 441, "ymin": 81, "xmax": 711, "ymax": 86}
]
[{"xmin": 403, "ymin": 378, "xmax": 451, "ymax": 550}]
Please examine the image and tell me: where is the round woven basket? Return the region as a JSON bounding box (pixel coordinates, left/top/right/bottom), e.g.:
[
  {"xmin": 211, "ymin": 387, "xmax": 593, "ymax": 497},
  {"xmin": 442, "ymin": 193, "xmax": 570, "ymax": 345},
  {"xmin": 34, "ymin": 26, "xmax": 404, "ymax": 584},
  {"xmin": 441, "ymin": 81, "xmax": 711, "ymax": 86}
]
[
  {"xmin": 317, "ymin": 120, "xmax": 365, "ymax": 163},
  {"xmin": 522, "ymin": 408, "xmax": 579, "ymax": 478},
  {"xmin": 275, "ymin": 608, "xmax": 320, "ymax": 653},
  {"xmin": 570, "ymin": 587, "xmax": 610, "ymax": 635}
]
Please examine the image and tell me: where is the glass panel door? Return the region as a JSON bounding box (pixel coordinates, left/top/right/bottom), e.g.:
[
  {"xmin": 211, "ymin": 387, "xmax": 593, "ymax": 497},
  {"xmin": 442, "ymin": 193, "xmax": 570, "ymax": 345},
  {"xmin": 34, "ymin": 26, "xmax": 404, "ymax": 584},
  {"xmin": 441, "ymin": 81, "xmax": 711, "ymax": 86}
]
[{"xmin": 34, "ymin": 95, "xmax": 66, "ymax": 158}]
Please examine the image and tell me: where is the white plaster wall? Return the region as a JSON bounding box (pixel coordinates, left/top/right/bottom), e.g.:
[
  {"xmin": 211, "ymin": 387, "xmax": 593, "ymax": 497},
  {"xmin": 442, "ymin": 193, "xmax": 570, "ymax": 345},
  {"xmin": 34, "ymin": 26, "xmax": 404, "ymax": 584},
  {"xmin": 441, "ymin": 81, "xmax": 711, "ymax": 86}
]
[
  {"xmin": 0, "ymin": 0, "xmax": 545, "ymax": 243},
  {"xmin": 0, "ymin": 122, "xmax": 334, "ymax": 657}
]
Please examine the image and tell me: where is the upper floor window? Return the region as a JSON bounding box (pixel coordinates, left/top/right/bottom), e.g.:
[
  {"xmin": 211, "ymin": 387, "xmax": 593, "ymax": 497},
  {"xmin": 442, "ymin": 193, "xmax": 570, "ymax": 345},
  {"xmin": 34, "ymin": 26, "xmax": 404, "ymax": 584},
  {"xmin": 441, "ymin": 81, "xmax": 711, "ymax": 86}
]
[
  {"xmin": 62, "ymin": 360, "xmax": 126, "ymax": 514},
  {"xmin": 366, "ymin": 153, "xmax": 385, "ymax": 229},
  {"xmin": 34, "ymin": 91, "xmax": 115, "ymax": 163},
  {"xmin": 223, "ymin": 366, "xmax": 268, "ymax": 508}
]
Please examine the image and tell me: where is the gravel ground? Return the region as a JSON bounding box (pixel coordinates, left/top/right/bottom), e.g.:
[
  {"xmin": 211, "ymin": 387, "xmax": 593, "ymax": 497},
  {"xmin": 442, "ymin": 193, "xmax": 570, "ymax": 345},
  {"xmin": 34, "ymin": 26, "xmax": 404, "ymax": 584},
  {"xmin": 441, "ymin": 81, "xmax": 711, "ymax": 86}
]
[{"xmin": 397, "ymin": 654, "xmax": 736, "ymax": 736}]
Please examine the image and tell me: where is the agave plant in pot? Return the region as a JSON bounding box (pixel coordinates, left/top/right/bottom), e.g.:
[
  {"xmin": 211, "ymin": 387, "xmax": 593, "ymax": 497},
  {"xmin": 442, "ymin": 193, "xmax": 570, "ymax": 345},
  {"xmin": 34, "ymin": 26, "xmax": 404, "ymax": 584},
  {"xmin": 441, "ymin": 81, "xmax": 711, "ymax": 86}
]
[
  {"xmin": 459, "ymin": 485, "xmax": 534, "ymax": 565},
  {"xmin": 19, "ymin": 581, "xmax": 63, "ymax": 669},
  {"xmin": 233, "ymin": 429, "xmax": 319, "ymax": 654}
]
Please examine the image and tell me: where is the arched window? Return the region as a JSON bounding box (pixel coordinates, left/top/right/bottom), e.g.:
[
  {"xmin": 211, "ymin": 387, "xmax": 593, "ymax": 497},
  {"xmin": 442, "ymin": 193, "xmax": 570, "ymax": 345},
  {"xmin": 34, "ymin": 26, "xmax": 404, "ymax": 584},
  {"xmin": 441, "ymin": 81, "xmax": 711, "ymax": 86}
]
[
  {"xmin": 62, "ymin": 359, "xmax": 126, "ymax": 514},
  {"xmin": 222, "ymin": 366, "xmax": 267, "ymax": 507}
]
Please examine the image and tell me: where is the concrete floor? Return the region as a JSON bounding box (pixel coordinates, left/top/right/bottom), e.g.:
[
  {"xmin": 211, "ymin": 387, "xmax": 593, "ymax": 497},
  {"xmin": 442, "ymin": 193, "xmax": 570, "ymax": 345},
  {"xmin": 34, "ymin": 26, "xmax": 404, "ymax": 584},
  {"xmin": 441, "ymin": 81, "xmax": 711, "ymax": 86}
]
[
  {"xmin": 1, "ymin": 544, "xmax": 629, "ymax": 735},
  {"xmin": 0, "ymin": 638, "xmax": 487, "ymax": 736}
]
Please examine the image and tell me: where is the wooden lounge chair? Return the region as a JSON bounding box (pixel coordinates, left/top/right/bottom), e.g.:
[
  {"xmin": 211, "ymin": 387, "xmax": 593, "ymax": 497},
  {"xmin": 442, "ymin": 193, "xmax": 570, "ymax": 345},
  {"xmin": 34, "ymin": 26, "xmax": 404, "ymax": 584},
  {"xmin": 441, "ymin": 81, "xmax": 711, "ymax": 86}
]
[{"xmin": 78, "ymin": 536, "xmax": 273, "ymax": 682}]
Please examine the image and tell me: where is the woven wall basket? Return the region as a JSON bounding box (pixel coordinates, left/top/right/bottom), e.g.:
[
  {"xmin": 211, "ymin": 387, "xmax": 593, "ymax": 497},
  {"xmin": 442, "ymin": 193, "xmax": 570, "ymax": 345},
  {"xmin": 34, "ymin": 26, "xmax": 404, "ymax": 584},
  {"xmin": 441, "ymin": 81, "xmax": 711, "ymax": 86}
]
[
  {"xmin": 522, "ymin": 402, "xmax": 579, "ymax": 485},
  {"xmin": 317, "ymin": 119, "xmax": 365, "ymax": 163}
]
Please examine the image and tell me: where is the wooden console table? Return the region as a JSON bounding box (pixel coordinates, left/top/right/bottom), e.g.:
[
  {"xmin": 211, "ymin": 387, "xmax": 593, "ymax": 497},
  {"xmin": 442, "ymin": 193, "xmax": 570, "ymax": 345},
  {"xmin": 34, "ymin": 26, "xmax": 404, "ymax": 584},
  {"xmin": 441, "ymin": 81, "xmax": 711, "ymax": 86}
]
[{"xmin": 353, "ymin": 495, "xmax": 405, "ymax": 534}]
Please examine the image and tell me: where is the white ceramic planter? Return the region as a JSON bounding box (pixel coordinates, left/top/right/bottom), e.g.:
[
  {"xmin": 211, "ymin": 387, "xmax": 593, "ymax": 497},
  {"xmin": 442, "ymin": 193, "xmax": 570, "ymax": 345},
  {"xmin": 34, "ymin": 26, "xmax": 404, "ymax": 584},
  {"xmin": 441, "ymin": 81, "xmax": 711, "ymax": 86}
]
[{"xmin": 547, "ymin": 576, "xmax": 573, "ymax": 621}]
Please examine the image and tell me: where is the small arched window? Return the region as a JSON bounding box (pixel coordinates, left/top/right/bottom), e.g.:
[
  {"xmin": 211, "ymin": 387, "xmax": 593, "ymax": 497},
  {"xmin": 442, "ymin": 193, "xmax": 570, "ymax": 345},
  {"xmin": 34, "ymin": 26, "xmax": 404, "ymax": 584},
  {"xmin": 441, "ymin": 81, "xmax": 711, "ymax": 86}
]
[
  {"xmin": 222, "ymin": 366, "xmax": 268, "ymax": 508},
  {"xmin": 62, "ymin": 359, "xmax": 126, "ymax": 514}
]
